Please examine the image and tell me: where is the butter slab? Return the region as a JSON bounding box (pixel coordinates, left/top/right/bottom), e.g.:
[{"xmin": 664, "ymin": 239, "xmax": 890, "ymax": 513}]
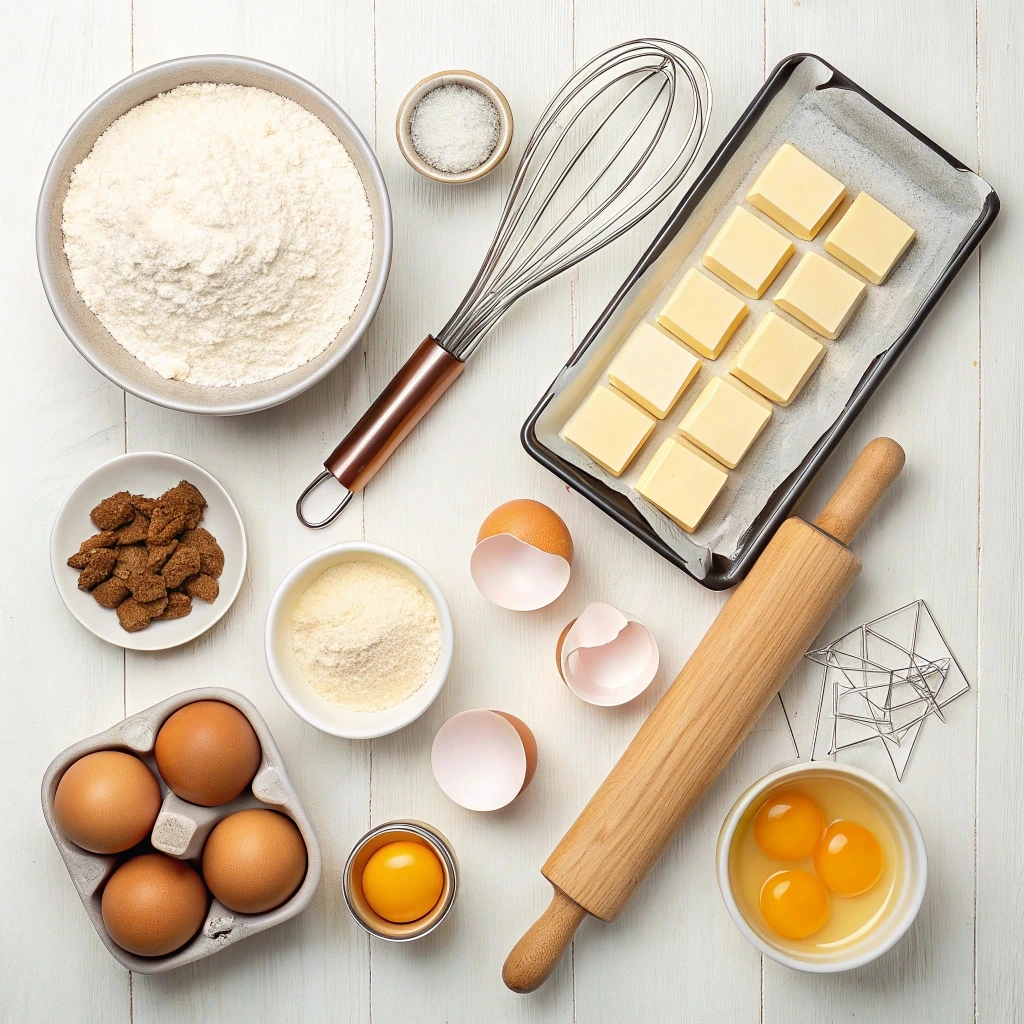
[
  {"xmin": 656, "ymin": 268, "xmax": 748, "ymax": 359},
  {"xmin": 825, "ymin": 191, "xmax": 916, "ymax": 285},
  {"xmin": 677, "ymin": 375, "xmax": 772, "ymax": 470},
  {"xmin": 701, "ymin": 207, "xmax": 795, "ymax": 299},
  {"xmin": 729, "ymin": 312, "xmax": 825, "ymax": 406},
  {"xmin": 773, "ymin": 251, "xmax": 867, "ymax": 340},
  {"xmin": 608, "ymin": 323, "xmax": 702, "ymax": 419},
  {"xmin": 563, "ymin": 384, "xmax": 656, "ymax": 477},
  {"xmin": 635, "ymin": 436, "xmax": 728, "ymax": 534},
  {"xmin": 746, "ymin": 143, "xmax": 846, "ymax": 240}
]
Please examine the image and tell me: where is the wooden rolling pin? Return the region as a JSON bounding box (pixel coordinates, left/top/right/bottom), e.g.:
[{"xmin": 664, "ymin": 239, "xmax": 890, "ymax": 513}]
[{"xmin": 503, "ymin": 437, "xmax": 905, "ymax": 993}]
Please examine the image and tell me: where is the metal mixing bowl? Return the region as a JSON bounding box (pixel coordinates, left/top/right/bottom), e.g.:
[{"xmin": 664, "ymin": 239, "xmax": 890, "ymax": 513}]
[{"xmin": 36, "ymin": 55, "xmax": 392, "ymax": 416}]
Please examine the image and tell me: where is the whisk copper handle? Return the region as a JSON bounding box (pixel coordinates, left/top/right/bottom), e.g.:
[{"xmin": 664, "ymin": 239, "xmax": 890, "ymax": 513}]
[{"xmin": 296, "ymin": 337, "xmax": 464, "ymax": 527}]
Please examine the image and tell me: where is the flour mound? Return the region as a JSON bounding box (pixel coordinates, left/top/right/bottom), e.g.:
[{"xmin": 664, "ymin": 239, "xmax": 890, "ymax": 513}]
[
  {"xmin": 62, "ymin": 82, "xmax": 373, "ymax": 387},
  {"xmin": 290, "ymin": 561, "xmax": 442, "ymax": 713}
]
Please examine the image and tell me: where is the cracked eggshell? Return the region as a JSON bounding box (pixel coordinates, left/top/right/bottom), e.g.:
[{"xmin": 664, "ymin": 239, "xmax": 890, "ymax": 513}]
[
  {"xmin": 470, "ymin": 499, "xmax": 572, "ymax": 611},
  {"xmin": 431, "ymin": 709, "xmax": 537, "ymax": 811},
  {"xmin": 556, "ymin": 602, "xmax": 659, "ymax": 706}
]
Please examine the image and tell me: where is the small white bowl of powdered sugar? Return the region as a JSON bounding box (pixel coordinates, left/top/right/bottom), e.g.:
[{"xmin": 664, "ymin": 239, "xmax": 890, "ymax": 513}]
[{"xmin": 265, "ymin": 543, "xmax": 454, "ymax": 739}]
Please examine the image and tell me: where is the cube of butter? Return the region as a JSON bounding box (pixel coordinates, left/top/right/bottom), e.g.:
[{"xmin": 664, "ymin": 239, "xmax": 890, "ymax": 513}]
[
  {"xmin": 563, "ymin": 384, "xmax": 655, "ymax": 477},
  {"xmin": 730, "ymin": 312, "xmax": 825, "ymax": 406},
  {"xmin": 608, "ymin": 323, "xmax": 702, "ymax": 419},
  {"xmin": 746, "ymin": 144, "xmax": 846, "ymax": 240},
  {"xmin": 656, "ymin": 268, "xmax": 748, "ymax": 359},
  {"xmin": 773, "ymin": 251, "xmax": 866, "ymax": 340},
  {"xmin": 635, "ymin": 436, "xmax": 728, "ymax": 534},
  {"xmin": 701, "ymin": 207, "xmax": 795, "ymax": 299},
  {"xmin": 824, "ymin": 191, "xmax": 916, "ymax": 285},
  {"xmin": 677, "ymin": 376, "xmax": 772, "ymax": 469}
]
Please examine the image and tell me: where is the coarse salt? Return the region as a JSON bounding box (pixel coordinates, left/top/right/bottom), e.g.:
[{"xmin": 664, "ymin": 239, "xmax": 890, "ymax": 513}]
[{"xmin": 410, "ymin": 84, "xmax": 500, "ymax": 174}]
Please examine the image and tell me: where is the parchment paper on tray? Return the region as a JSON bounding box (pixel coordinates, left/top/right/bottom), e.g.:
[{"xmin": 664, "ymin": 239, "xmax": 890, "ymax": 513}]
[{"xmin": 529, "ymin": 55, "xmax": 994, "ymax": 583}]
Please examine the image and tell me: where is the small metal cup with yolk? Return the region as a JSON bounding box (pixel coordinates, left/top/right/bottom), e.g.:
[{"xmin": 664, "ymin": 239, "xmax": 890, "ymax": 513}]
[{"xmin": 343, "ymin": 821, "xmax": 458, "ymax": 941}]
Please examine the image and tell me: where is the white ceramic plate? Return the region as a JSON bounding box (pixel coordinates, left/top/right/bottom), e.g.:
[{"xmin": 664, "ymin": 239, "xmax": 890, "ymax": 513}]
[
  {"xmin": 50, "ymin": 452, "xmax": 247, "ymax": 650},
  {"xmin": 265, "ymin": 543, "xmax": 453, "ymax": 739}
]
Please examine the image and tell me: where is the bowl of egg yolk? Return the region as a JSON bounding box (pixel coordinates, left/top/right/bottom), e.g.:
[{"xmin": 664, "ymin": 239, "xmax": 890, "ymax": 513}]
[
  {"xmin": 343, "ymin": 820, "xmax": 458, "ymax": 941},
  {"xmin": 716, "ymin": 762, "xmax": 926, "ymax": 972}
]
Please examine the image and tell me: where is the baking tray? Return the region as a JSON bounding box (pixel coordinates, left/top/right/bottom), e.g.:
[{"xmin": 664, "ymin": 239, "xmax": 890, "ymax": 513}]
[
  {"xmin": 41, "ymin": 687, "xmax": 322, "ymax": 973},
  {"xmin": 522, "ymin": 53, "xmax": 998, "ymax": 590}
]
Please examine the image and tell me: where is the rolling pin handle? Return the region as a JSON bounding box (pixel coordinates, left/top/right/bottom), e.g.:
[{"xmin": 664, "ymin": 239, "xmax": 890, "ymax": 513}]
[
  {"xmin": 814, "ymin": 437, "xmax": 905, "ymax": 546},
  {"xmin": 502, "ymin": 887, "xmax": 587, "ymax": 994}
]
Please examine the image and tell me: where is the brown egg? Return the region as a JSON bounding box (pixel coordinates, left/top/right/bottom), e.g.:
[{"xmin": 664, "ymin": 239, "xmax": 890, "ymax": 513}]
[
  {"xmin": 471, "ymin": 499, "xmax": 573, "ymax": 611},
  {"xmin": 475, "ymin": 498, "xmax": 573, "ymax": 561},
  {"xmin": 155, "ymin": 701, "xmax": 262, "ymax": 806},
  {"xmin": 202, "ymin": 809, "xmax": 307, "ymax": 914},
  {"xmin": 53, "ymin": 750, "xmax": 162, "ymax": 854},
  {"xmin": 101, "ymin": 853, "xmax": 208, "ymax": 957}
]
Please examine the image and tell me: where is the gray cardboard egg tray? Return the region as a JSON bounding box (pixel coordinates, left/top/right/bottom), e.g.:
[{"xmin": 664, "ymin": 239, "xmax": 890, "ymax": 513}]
[{"xmin": 40, "ymin": 686, "xmax": 322, "ymax": 974}]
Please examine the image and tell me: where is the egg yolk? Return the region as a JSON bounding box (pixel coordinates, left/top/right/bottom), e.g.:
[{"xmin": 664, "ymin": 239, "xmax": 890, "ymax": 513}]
[
  {"xmin": 752, "ymin": 790, "xmax": 824, "ymax": 860},
  {"xmin": 813, "ymin": 820, "xmax": 884, "ymax": 896},
  {"xmin": 360, "ymin": 840, "xmax": 444, "ymax": 924},
  {"xmin": 759, "ymin": 869, "xmax": 830, "ymax": 939}
]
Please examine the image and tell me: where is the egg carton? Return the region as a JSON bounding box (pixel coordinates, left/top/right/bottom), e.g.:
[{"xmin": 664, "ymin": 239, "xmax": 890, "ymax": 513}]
[{"xmin": 40, "ymin": 686, "xmax": 322, "ymax": 974}]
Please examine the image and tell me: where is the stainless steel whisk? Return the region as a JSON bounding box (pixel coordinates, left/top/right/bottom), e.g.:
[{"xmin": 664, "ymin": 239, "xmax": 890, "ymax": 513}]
[{"xmin": 297, "ymin": 38, "xmax": 712, "ymax": 527}]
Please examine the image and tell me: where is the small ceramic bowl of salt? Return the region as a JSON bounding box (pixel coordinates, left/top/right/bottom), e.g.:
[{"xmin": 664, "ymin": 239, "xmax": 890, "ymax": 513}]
[
  {"xmin": 396, "ymin": 71, "xmax": 513, "ymax": 183},
  {"xmin": 265, "ymin": 542, "xmax": 454, "ymax": 739}
]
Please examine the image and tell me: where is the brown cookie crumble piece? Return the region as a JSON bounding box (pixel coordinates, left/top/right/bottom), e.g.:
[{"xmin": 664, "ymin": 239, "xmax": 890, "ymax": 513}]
[
  {"xmin": 146, "ymin": 540, "xmax": 178, "ymax": 571},
  {"xmin": 147, "ymin": 503, "xmax": 188, "ymax": 545},
  {"xmin": 93, "ymin": 578, "xmax": 131, "ymax": 609},
  {"xmin": 160, "ymin": 545, "xmax": 201, "ymax": 589},
  {"xmin": 90, "ymin": 491, "xmax": 135, "ymax": 531},
  {"xmin": 184, "ymin": 573, "xmax": 219, "ymax": 603},
  {"xmin": 180, "ymin": 527, "xmax": 225, "ymax": 577},
  {"xmin": 116, "ymin": 513, "xmax": 150, "ymax": 546},
  {"xmin": 157, "ymin": 591, "xmax": 192, "ymax": 620},
  {"xmin": 77, "ymin": 548, "xmax": 117, "ymax": 590},
  {"xmin": 116, "ymin": 598, "xmax": 153, "ymax": 633},
  {"xmin": 130, "ymin": 494, "xmax": 158, "ymax": 515},
  {"xmin": 114, "ymin": 545, "xmax": 149, "ymax": 578},
  {"xmin": 138, "ymin": 594, "xmax": 169, "ymax": 618},
  {"xmin": 77, "ymin": 531, "xmax": 119, "ymax": 553},
  {"xmin": 161, "ymin": 480, "xmax": 207, "ymax": 510},
  {"xmin": 127, "ymin": 571, "xmax": 167, "ymax": 603}
]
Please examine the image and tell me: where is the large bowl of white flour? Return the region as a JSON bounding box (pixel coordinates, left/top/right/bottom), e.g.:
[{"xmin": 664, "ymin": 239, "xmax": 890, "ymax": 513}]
[{"xmin": 37, "ymin": 55, "xmax": 392, "ymax": 415}]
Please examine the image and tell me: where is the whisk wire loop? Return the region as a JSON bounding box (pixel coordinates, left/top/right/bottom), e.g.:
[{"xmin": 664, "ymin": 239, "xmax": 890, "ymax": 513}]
[{"xmin": 437, "ymin": 38, "xmax": 712, "ymax": 360}]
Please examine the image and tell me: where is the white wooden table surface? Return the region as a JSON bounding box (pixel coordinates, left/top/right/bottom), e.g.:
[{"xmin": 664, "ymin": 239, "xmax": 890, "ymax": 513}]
[{"xmin": 3, "ymin": 1, "xmax": 1020, "ymax": 1020}]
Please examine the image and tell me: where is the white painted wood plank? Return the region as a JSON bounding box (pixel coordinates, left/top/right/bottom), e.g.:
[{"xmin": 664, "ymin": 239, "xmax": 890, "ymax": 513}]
[
  {"xmin": 766, "ymin": 2, "xmax": 980, "ymax": 1021},
  {"xmin": 365, "ymin": 3, "xmax": 579, "ymax": 1022},
  {"xmin": 0, "ymin": 2, "xmax": 132, "ymax": 1021},
  {"xmin": 976, "ymin": 2, "xmax": 1024, "ymax": 1019},
  {"xmin": 126, "ymin": 4, "xmax": 375, "ymax": 1022},
  {"xmin": 567, "ymin": 5, "xmax": 777, "ymax": 1022}
]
